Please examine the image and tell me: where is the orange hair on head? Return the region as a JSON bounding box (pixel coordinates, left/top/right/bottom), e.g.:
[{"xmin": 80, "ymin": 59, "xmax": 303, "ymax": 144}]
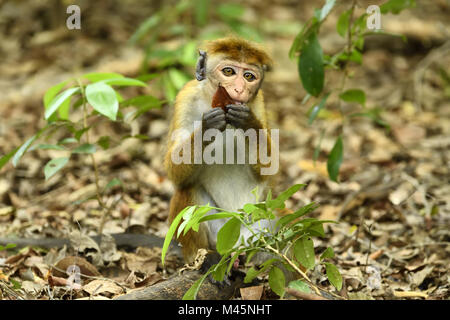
[{"xmin": 202, "ymin": 37, "xmax": 273, "ymax": 70}]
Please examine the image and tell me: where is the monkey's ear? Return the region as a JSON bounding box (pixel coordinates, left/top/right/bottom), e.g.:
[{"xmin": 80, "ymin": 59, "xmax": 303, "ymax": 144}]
[{"xmin": 195, "ymin": 50, "xmax": 207, "ymax": 81}]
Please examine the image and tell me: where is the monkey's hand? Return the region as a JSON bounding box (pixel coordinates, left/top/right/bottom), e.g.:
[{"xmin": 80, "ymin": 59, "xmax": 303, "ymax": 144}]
[
  {"xmin": 202, "ymin": 108, "xmax": 226, "ymax": 131},
  {"xmin": 225, "ymin": 105, "xmax": 261, "ymax": 130}
]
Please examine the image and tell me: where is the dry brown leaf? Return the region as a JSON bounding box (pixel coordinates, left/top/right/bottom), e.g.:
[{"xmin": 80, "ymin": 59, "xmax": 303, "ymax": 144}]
[
  {"xmin": 52, "ymin": 256, "xmax": 101, "ymax": 278},
  {"xmin": 319, "ymin": 205, "xmax": 340, "ymax": 221},
  {"xmin": 83, "ymin": 279, "xmax": 124, "ymax": 296},
  {"xmin": 389, "ymin": 182, "xmax": 414, "ymax": 205},
  {"xmin": 410, "ymin": 266, "xmax": 434, "ymax": 287},
  {"xmin": 240, "ymin": 285, "xmax": 264, "ymax": 300},
  {"xmin": 123, "ymin": 252, "xmax": 158, "ymax": 275},
  {"xmin": 393, "ymin": 124, "xmax": 426, "ymax": 146}
]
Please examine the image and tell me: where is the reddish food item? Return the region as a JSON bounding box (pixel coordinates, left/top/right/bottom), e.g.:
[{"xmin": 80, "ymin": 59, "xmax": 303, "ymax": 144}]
[{"xmin": 211, "ymin": 85, "xmax": 234, "ymax": 112}]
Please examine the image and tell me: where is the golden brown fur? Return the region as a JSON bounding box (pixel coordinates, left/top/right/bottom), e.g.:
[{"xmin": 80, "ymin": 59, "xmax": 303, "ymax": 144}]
[
  {"xmin": 201, "ymin": 37, "xmax": 273, "ymax": 70},
  {"xmin": 165, "ymin": 37, "xmax": 275, "ymax": 264}
]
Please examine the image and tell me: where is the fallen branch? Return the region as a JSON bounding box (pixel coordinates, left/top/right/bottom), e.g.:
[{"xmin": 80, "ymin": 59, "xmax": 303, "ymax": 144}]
[
  {"xmin": 115, "ymin": 270, "xmax": 244, "ymax": 300},
  {"xmin": 0, "ymin": 233, "xmax": 180, "ymax": 255}
]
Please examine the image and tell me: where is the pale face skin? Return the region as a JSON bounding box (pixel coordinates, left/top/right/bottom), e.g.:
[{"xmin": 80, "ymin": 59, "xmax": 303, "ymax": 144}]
[{"xmin": 213, "ymin": 60, "xmax": 262, "ymax": 104}]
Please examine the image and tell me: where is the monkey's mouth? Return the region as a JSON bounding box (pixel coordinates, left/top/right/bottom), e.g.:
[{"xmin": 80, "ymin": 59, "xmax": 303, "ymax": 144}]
[{"xmin": 212, "ymin": 85, "xmax": 235, "ymax": 110}]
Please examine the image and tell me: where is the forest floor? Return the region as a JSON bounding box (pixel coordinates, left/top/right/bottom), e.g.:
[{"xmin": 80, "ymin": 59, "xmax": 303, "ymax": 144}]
[{"xmin": 0, "ymin": 1, "xmax": 449, "ymax": 300}]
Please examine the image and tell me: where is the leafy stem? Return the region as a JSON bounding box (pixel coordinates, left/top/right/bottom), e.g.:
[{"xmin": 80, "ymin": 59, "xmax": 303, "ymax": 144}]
[{"xmin": 77, "ymin": 78, "xmax": 108, "ymax": 234}]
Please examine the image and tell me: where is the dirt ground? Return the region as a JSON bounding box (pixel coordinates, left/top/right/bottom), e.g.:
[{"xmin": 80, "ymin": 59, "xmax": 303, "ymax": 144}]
[{"xmin": 0, "ymin": 0, "xmax": 449, "ymax": 300}]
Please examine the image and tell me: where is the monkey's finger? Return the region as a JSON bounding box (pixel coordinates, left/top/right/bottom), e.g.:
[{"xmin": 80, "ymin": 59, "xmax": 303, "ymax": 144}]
[
  {"xmin": 225, "ymin": 114, "xmax": 245, "ymax": 128},
  {"xmin": 226, "ymin": 104, "xmax": 250, "ymax": 113},
  {"xmin": 209, "ymin": 114, "xmax": 226, "ymax": 124},
  {"xmin": 208, "ymin": 120, "xmax": 226, "ymax": 130},
  {"xmin": 227, "ymin": 109, "xmax": 249, "ymax": 119},
  {"xmin": 203, "ymin": 108, "xmax": 225, "ymax": 120},
  {"xmin": 226, "ymin": 113, "xmax": 242, "ymax": 122}
]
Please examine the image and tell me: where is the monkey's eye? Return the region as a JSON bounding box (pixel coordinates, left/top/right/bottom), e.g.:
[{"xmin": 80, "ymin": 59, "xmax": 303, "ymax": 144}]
[
  {"xmin": 244, "ymin": 72, "xmax": 256, "ymax": 82},
  {"xmin": 221, "ymin": 67, "xmax": 235, "ymax": 76}
]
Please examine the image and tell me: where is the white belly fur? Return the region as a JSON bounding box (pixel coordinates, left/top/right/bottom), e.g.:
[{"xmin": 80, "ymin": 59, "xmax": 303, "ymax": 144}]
[{"xmin": 199, "ymin": 164, "xmax": 272, "ymax": 247}]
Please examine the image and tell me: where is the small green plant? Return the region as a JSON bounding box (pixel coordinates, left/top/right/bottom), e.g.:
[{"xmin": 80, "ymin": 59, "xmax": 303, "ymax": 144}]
[
  {"xmin": 290, "ymin": 0, "xmax": 415, "ymax": 182},
  {"xmin": 162, "ymin": 184, "xmax": 342, "ymax": 300},
  {"xmin": 0, "ymin": 244, "xmax": 16, "ymax": 251},
  {"xmin": 0, "ymin": 72, "xmax": 163, "ymax": 232}
]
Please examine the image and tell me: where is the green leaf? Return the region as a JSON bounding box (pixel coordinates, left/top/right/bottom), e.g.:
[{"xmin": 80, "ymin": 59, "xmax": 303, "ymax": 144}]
[
  {"xmin": 327, "ymin": 136, "xmax": 343, "ymax": 183},
  {"xmin": 12, "ymin": 126, "xmax": 50, "ymax": 167},
  {"xmin": 97, "ymin": 136, "xmax": 110, "ymax": 150},
  {"xmin": 299, "ymin": 32, "xmax": 324, "ymax": 97},
  {"xmin": 308, "ymin": 222, "xmax": 325, "ymax": 237},
  {"xmin": 198, "ymin": 212, "xmax": 239, "ymax": 223},
  {"xmin": 0, "ymin": 148, "xmax": 19, "ymax": 171},
  {"xmin": 58, "ymin": 96, "xmax": 71, "ymax": 120},
  {"xmin": 183, "ymin": 205, "xmax": 215, "ymax": 234},
  {"xmin": 269, "ymin": 266, "xmax": 285, "ymax": 298},
  {"xmin": 267, "ymin": 184, "xmax": 305, "ymax": 210},
  {"xmin": 276, "ymin": 202, "xmax": 320, "ymax": 228},
  {"xmin": 308, "ymin": 93, "xmax": 330, "ymax": 125},
  {"xmin": 244, "ymin": 258, "xmax": 279, "ymax": 283},
  {"xmin": 294, "ymin": 236, "xmax": 315, "ymax": 270},
  {"xmin": 136, "ymin": 73, "xmax": 159, "ymax": 82},
  {"xmin": 45, "ymin": 87, "xmax": 79, "ymax": 120},
  {"xmin": 349, "ymin": 109, "xmax": 390, "ymax": 129},
  {"xmin": 72, "ymin": 143, "xmax": 96, "ymax": 154},
  {"xmin": 43, "ymin": 80, "xmax": 68, "ymax": 108},
  {"xmin": 325, "ymin": 262, "xmax": 342, "ymax": 290},
  {"xmin": 243, "ymin": 203, "xmax": 260, "ymax": 214},
  {"xmin": 339, "ymin": 89, "xmax": 366, "ymax": 106},
  {"xmin": 380, "ymin": 0, "xmax": 416, "ymax": 14},
  {"xmin": 337, "ymin": 9, "xmax": 351, "ymax": 38},
  {"xmin": 74, "ymin": 127, "xmax": 90, "ymax": 141},
  {"xmin": 211, "ymin": 258, "xmax": 228, "ymax": 282},
  {"xmin": 216, "ymin": 218, "xmax": 241, "ymax": 255},
  {"xmin": 83, "ymin": 72, "xmax": 124, "ymax": 82},
  {"xmin": 177, "ymin": 206, "xmax": 198, "ymax": 238},
  {"xmin": 319, "ymin": 0, "xmax": 336, "ymax": 21},
  {"xmin": 85, "ymin": 82, "xmax": 119, "ymax": 121},
  {"xmin": 121, "ymin": 95, "xmax": 163, "ymax": 120},
  {"xmin": 101, "ymin": 78, "xmax": 147, "ymax": 87},
  {"xmin": 104, "ymin": 178, "xmax": 123, "ymax": 192},
  {"xmin": 288, "ymin": 280, "xmax": 311, "ymax": 294},
  {"xmin": 29, "ymin": 144, "xmax": 66, "ymax": 151},
  {"xmin": 162, "ymin": 206, "xmax": 195, "ymax": 266},
  {"xmin": 183, "ymin": 271, "xmax": 210, "ymax": 300},
  {"xmin": 9, "ymin": 278, "xmax": 21, "ymax": 290},
  {"xmin": 0, "ymin": 243, "xmax": 17, "ymax": 251},
  {"xmin": 320, "ymin": 247, "xmax": 335, "ymax": 261},
  {"xmin": 121, "ymin": 95, "xmax": 162, "ymax": 109},
  {"xmin": 44, "ymin": 157, "xmax": 69, "ymax": 180},
  {"xmin": 129, "ymin": 15, "xmax": 160, "ymax": 44},
  {"xmin": 162, "ymin": 73, "xmax": 177, "ymax": 102},
  {"xmin": 58, "ymin": 137, "xmax": 77, "ymax": 145},
  {"xmin": 168, "ymin": 69, "xmax": 190, "ymax": 90},
  {"xmin": 289, "ymin": 24, "xmax": 308, "ymax": 59}
]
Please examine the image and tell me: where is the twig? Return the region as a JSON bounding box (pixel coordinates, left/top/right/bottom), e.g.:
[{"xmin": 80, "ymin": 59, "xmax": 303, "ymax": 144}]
[
  {"xmin": 285, "ymin": 287, "xmax": 329, "ymax": 300},
  {"xmin": 0, "ymin": 280, "xmax": 26, "ymax": 300}
]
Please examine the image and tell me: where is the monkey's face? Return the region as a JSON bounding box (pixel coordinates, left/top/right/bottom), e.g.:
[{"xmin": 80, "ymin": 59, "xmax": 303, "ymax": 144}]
[{"xmin": 212, "ymin": 60, "xmax": 262, "ymax": 104}]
